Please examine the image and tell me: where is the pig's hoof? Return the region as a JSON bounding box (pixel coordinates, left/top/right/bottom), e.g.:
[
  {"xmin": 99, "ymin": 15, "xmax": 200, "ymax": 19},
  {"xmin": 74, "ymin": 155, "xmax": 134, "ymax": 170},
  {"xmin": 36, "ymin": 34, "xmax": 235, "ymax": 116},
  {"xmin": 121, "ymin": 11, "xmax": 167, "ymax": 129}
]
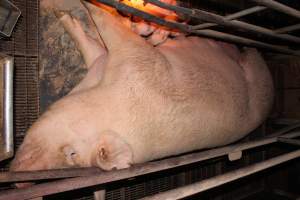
[
  {"xmin": 92, "ymin": 131, "xmax": 133, "ymax": 170},
  {"xmin": 53, "ymin": 9, "xmax": 70, "ymax": 19}
]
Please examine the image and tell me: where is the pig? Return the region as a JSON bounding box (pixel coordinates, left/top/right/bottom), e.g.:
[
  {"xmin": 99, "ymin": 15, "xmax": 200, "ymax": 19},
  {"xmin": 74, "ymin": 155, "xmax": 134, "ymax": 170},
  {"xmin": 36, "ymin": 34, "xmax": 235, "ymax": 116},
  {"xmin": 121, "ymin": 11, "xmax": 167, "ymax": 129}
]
[{"xmin": 10, "ymin": 1, "xmax": 273, "ymax": 172}]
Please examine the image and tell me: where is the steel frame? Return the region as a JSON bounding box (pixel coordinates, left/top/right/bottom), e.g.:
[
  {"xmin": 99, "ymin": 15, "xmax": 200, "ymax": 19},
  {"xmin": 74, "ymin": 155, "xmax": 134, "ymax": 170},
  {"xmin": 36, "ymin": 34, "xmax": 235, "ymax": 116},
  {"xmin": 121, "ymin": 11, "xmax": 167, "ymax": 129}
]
[
  {"xmin": 0, "ymin": 124, "xmax": 299, "ymax": 200},
  {"xmin": 93, "ymin": 0, "xmax": 300, "ymax": 56},
  {"xmin": 1, "ymin": 0, "xmax": 300, "ymax": 199}
]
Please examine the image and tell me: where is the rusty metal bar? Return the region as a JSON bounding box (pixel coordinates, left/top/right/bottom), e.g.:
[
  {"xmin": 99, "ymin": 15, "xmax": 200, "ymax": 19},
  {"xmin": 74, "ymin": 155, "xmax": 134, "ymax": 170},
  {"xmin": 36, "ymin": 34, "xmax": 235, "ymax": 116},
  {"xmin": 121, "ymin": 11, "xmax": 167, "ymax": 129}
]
[
  {"xmin": 194, "ymin": 6, "xmax": 267, "ymax": 30},
  {"xmin": 141, "ymin": 149, "xmax": 300, "ymax": 200},
  {"xmin": 146, "ymin": 0, "xmax": 300, "ymax": 44},
  {"xmin": 0, "ymin": 167, "xmax": 103, "ymax": 183},
  {"xmin": 275, "ymin": 24, "xmax": 300, "ymax": 34},
  {"xmin": 251, "ymin": 0, "xmax": 300, "ymax": 19},
  {"xmin": 94, "ymin": 0, "xmax": 299, "ymax": 55},
  {"xmin": 0, "ymin": 126, "xmax": 299, "ymax": 200}
]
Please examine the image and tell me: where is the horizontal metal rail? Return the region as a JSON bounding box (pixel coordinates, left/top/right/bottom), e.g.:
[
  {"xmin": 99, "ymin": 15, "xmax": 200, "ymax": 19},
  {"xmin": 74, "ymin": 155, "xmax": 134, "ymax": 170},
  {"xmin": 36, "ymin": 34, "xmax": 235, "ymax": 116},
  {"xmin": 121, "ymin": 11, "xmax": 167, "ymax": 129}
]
[
  {"xmin": 0, "ymin": 167, "xmax": 103, "ymax": 183},
  {"xmin": 0, "ymin": 124, "xmax": 299, "ymax": 200},
  {"xmin": 194, "ymin": 6, "xmax": 267, "ymax": 30},
  {"xmin": 0, "ymin": 124, "xmax": 299, "ymax": 184},
  {"xmin": 0, "ymin": 54, "xmax": 14, "ymax": 162},
  {"xmin": 141, "ymin": 149, "xmax": 300, "ymax": 200},
  {"xmin": 278, "ymin": 138, "xmax": 300, "ymax": 146},
  {"xmin": 146, "ymin": 0, "xmax": 300, "ymax": 44},
  {"xmin": 190, "ymin": 29, "xmax": 298, "ymax": 55},
  {"xmin": 275, "ymin": 24, "xmax": 300, "ymax": 34},
  {"xmin": 94, "ymin": 0, "xmax": 300, "ymax": 56},
  {"xmin": 251, "ymin": 0, "xmax": 300, "ymax": 19}
]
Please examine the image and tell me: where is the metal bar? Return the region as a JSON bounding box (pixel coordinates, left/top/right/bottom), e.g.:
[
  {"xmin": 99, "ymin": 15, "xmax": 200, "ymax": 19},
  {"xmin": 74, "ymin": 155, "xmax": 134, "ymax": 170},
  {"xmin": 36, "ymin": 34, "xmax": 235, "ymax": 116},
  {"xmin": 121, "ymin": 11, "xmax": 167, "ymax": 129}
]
[
  {"xmin": 271, "ymin": 118, "xmax": 300, "ymax": 125},
  {"xmin": 95, "ymin": 0, "xmax": 299, "ymax": 56},
  {"xmin": 94, "ymin": 190, "xmax": 106, "ymax": 200},
  {"xmin": 0, "ymin": 127, "xmax": 299, "ymax": 200},
  {"xmin": 278, "ymin": 138, "xmax": 300, "ymax": 146},
  {"xmin": 0, "ymin": 54, "xmax": 14, "ymax": 162},
  {"xmin": 146, "ymin": 0, "xmax": 300, "ymax": 44},
  {"xmin": 1, "ymin": 125, "xmax": 299, "ymax": 184},
  {"xmin": 194, "ymin": 6, "xmax": 267, "ymax": 30},
  {"xmin": 0, "ymin": 167, "xmax": 103, "ymax": 183},
  {"xmin": 273, "ymin": 189, "xmax": 300, "ymax": 199},
  {"xmin": 275, "ymin": 24, "xmax": 300, "ymax": 34},
  {"xmin": 251, "ymin": 0, "xmax": 300, "ymax": 19},
  {"xmin": 191, "ymin": 29, "xmax": 299, "ymax": 56},
  {"xmin": 141, "ymin": 149, "xmax": 300, "ymax": 200}
]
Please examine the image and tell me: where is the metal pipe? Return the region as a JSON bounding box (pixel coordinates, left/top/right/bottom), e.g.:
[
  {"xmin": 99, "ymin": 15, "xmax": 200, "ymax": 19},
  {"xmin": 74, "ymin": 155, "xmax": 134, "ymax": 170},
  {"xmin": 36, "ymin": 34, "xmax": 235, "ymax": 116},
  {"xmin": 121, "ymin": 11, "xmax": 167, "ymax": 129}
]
[
  {"xmin": 251, "ymin": 0, "xmax": 300, "ymax": 19},
  {"xmin": 0, "ymin": 127, "xmax": 299, "ymax": 184},
  {"xmin": 141, "ymin": 149, "xmax": 300, "ymax": 200},
  {"xmin": 94, "ymin": 190, "xmax": 106, "ymax": 200},
  {"xmin": 0, "ymin": 54, "xmax": 14, "ymax": 161},
  {"xmin": 146, "ymin": 0, "xmax": 300, "ymax": 44},
  {"xmin": 191, "ymin": 29, "xmax": 299, "ymax": 56},
  {"xmin": 95, "ymin": 0, "xmax": 299, "ymax": 56},
  {"xmin": 271, "ymin": 118, "xmax": 300, "ymax": 125},
  {"xmin": 275, "ymin": 24, "xmax": 300, "ymax": 34},
  {"xmin": 0, "ymin": 167, "xmax": 103, "ymax": 183},
  {"xmin": 278, "ymin": 138, "xmax": 300, "ymax": 146},
  {"xmin": 0, "ymin": 127, "xmax": 299, "ymax": 200},
  {"xmin": 194, "ymin": 6, "xmax": 267, "ymax": 30}
]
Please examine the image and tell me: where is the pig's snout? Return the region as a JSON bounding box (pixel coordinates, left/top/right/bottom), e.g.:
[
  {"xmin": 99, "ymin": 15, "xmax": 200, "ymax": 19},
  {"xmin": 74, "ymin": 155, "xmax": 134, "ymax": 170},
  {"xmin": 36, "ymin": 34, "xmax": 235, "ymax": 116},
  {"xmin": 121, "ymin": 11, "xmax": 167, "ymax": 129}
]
[
  {"xmin": 10, "ymin": 141, "xmax": 80, "ymax": 172},
  {"xmin": 10, "ymin": 145, "xmax": 61, "ymax": 172},
  {"xmin": 10, "ymin": 130, "xmax": 134, "ymax": 172}
]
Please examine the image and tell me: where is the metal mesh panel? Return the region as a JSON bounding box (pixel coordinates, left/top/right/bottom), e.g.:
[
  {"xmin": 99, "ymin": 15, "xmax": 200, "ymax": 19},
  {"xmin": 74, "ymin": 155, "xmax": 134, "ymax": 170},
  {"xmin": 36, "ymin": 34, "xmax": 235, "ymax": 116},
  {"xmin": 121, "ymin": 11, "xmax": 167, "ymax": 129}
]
[{"xmin": 0, "ymin": 0, "xmax": 39, "ymax": 170}]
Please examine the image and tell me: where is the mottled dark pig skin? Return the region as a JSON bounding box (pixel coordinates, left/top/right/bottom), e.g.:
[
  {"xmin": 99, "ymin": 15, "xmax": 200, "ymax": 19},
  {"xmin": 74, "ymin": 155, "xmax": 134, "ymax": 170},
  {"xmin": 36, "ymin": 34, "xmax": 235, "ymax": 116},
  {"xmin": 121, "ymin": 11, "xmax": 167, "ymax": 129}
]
[{"xmin": 39, "ymin": 0, "xmax": 91, "ymax": 110}]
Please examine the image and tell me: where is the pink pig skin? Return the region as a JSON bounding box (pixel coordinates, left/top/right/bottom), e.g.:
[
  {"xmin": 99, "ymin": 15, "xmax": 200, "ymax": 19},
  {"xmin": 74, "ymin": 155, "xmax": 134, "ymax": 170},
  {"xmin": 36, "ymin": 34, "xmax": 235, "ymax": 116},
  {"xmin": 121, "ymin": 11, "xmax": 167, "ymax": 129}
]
[{"xmin": 10, "ymin": 1, "xmax": 273, "ymax": 172}]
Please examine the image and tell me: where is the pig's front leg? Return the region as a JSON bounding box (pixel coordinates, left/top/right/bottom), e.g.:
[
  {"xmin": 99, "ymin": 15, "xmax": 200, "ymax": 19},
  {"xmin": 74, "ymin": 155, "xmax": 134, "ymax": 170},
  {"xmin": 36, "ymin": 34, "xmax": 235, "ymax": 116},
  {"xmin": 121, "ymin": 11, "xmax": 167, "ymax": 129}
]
[{"xmin": 55, "ymin": 10, "xmax": 107, "ymax": 94}]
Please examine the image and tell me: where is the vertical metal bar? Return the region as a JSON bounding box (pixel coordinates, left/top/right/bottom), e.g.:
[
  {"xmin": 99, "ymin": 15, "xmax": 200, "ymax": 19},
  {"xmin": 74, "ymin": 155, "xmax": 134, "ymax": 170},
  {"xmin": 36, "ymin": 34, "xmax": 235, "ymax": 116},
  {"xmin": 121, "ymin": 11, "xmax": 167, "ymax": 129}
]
[
  {"xmin": 3, "ymin": 55, "xmax": 13, "ymax": 158},
  {"xmin": 0, "ymin": 54, "xmax": 14, "ymax": 161},
  {"xmin": 94, "ymin": 190, "xmax": 106, "ymax": 200},
  {"xmin": 251, "ymin": 0, "xmax": 300, "ymax": 19}
]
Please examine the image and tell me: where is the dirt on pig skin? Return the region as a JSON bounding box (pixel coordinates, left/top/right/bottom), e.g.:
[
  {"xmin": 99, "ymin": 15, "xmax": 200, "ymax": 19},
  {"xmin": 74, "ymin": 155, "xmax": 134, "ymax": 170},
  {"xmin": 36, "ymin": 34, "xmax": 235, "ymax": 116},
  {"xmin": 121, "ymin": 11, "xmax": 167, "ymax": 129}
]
[{"xmin": 40, "ymin": 0, "xmax": 96, "ymax": 110}]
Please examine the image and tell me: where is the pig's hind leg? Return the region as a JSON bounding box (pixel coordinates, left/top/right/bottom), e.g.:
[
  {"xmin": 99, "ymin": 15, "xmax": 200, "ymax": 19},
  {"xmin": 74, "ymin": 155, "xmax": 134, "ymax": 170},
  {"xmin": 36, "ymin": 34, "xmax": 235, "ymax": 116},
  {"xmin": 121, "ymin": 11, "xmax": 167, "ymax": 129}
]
[
  {"xmin": 54, "ymin": 10, "xmax": 106, "ymax": 69},
  {"xmin": 54, "ymin": 10, "xmax": 107, "ymax": 94}
]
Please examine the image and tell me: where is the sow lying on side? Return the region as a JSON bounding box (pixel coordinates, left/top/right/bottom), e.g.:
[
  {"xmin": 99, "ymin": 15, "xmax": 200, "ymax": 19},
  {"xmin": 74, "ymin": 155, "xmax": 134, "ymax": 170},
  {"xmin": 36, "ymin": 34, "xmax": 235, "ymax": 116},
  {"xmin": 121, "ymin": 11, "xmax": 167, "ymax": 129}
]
[{"xmin": 10, "ymin": 1, "xmax": 273, "ymax": 171}]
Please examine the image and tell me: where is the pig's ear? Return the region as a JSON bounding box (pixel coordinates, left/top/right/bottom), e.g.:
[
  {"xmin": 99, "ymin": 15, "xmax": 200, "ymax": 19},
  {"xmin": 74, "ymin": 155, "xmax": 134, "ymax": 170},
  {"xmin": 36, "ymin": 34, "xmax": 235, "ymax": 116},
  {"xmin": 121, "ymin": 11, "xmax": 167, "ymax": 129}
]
[{"xmin": 93, "ymin": 131, "xmax": 133, "ymax": 170}]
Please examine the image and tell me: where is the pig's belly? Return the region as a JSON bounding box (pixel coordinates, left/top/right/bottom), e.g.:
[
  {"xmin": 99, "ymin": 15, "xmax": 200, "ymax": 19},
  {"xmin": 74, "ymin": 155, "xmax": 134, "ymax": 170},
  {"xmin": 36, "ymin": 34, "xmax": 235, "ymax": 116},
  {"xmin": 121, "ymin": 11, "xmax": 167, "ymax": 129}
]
[{"xmin": 108, "ymin": 64, "xmax": 253, "ymax": 163}]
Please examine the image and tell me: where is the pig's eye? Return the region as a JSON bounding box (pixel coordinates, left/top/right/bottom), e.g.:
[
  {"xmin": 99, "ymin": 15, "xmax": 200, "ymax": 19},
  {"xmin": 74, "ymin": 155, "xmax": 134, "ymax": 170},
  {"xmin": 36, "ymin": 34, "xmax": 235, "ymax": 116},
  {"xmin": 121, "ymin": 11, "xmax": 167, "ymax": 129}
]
[{"xmin": 62, "ymin": 145, "xmax": 78, "ymax": 166}]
